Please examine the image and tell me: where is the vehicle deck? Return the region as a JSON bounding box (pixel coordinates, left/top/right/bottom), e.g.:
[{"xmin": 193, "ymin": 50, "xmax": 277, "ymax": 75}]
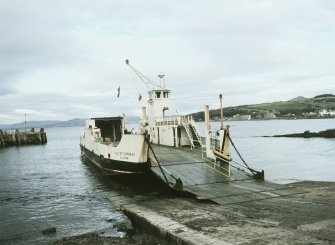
[{"xmin": 150, "ymin": 145, "xmax": 305, "ymax": 205}]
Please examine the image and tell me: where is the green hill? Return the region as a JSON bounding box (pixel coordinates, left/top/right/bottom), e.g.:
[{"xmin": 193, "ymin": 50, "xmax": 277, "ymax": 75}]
[{"xmin": 190, "ymin": 94, "xmax": 335, "ymax": 121}]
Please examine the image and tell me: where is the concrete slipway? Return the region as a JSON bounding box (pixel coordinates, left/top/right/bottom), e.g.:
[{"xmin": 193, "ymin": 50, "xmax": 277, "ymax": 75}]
[
  {"xmin": 148, "ymin": 145, "xmax": 304, "ymax": 205},
  {"xmin": 122, "ymin": 181, "xmax": 335, "ymax": 245},
  {"xmin": 120, "ymin": 146, "xmax": 335, "ymax": 245}
]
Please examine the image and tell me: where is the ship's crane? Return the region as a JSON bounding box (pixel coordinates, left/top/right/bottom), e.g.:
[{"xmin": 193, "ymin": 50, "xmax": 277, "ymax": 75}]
[{"xmin": 125, "ymin": 59, "xmax": 165, "ymax": 91}]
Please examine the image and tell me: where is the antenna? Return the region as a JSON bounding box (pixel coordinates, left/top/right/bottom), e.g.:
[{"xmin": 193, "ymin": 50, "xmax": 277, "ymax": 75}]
[
  {"xmin": 25, "ymin": 113, "xmax": 27, "ymax": 132},
  {"xmin": 158, "ymin": 73, "xmax": 165, "ymax": 88}
]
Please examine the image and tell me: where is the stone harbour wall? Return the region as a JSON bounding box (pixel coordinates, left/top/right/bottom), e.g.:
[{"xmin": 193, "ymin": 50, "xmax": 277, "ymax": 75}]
[{"xmin": 0, "ymin": 128, "xmax": 47, "ymax": 147}]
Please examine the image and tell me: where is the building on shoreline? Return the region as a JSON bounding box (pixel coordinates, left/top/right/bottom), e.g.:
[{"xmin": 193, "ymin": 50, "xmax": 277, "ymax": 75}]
[{"xmin": 319, "ymin": 109, "xmax": 335, "ymax": 117}]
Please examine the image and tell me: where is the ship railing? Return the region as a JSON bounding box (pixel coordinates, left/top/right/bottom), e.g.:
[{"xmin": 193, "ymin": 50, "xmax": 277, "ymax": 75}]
[
  {"xmin": 181, "ymin": 115, "xmax": 194, "ymax": 124},
  {"xmin": 154, "ymin": 115, "xmax": 196, "ymax": 126},
  {"xmin": 170, "ymin": 135, "xmax": 230, "ymax": 178},
  {"xmin": 203, "ymin": 154, "xmax": 231, "ymax": 178},
  {"xmin": 200, "ymin": 136, "xmax": 220, "ymax": 148},
  {"xmin": 200, "ymin": 136, "xmax": 230, "ymax": 178},
  {"xmin": 155, "ymin": 115, "xmax": 180, "ymax": 126}
]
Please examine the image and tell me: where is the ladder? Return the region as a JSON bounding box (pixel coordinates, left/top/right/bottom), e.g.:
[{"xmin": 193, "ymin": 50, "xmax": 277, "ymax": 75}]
[{"xmin": 182, "ymin": 121, "xmax": 202, "ymax": 148}]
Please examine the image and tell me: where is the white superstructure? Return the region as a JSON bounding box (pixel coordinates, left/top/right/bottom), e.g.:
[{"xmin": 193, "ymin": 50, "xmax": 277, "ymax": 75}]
[
  {"xmin": 126, "ymin": 59, "xmax": 203, "ymax": 148},
  {"xmin": 126, "ymin": 60, "xmax": 231, "ymax": 161}
]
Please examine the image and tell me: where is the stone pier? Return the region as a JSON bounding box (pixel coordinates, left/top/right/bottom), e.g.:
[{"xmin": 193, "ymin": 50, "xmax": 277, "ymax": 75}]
[{"xmin": 0, "ymin": 128, "xmax": 47, "ymax": 147}]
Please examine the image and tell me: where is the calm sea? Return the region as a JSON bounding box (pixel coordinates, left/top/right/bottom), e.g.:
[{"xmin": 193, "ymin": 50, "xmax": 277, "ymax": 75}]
[
  {"xmin": 200, "ymin": 119, "xmax": 335, "ymax": 183},
  {"xmin": 0, "ymin": 119, "xmax": 334, "ymax": 244}
]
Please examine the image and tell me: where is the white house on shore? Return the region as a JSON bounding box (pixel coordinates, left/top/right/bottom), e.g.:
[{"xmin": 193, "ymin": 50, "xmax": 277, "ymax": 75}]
[{"xmin": 319, "ymin": 109, "xmax": 335, "ymax": 116}]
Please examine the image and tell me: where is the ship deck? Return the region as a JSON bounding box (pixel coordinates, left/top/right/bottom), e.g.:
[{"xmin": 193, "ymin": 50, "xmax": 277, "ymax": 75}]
[{"xmin": 150, "ymin": 145, "xmax": 304, "ymax": 205}]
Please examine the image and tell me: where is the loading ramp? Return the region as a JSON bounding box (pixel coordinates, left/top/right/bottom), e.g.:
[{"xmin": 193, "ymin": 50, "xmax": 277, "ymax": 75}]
[{"xmin": 149, "ymin": 145, "xmax": 305, "ymax": 205}]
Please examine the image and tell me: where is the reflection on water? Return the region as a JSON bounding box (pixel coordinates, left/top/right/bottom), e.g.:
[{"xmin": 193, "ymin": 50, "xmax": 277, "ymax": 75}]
[{"xmin": 0, "ymin": 119, "xmax": 334, "ymax": 244}]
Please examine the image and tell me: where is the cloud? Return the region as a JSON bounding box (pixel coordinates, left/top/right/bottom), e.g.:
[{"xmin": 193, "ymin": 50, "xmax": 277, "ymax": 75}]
[{"xmin": 0, "ymin": 0, "xmax": 334, "ymax": 124}]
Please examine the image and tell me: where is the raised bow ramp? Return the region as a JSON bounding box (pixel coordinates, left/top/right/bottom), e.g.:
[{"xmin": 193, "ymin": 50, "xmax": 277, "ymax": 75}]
[{"xmin": 149, "ymin": 145, "xmax": 305, "ymax": 205}]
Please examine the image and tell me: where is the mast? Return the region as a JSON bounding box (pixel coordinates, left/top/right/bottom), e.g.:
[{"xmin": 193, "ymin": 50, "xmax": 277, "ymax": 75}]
[
  {"xmin": 158, "ymin": 73, "xmax": 165, "ymax": 88},
  {"xmin": 25, "ymin": 113, "xmax": 27, "ymax": 132},
  {"xmin": 219, "ymin": 94, "xmax": 224, "ymax": 130}
]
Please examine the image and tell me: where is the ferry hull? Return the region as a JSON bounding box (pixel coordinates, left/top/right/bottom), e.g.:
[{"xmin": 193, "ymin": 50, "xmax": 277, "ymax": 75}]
[{"xmin": 80, "ymin": 145, "xmax": 150, "ymax": 175}]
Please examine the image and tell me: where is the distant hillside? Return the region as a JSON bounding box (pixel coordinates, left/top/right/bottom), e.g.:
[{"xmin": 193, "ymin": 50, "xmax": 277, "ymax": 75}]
[
  {"xmin": 0, "ymin": 116, "xmax": 140, "ymax": 130},
  {"xmin": 46, "ymin": 118, "xmax": 86, "ymax": 128},
  {"xmin": 190, "ymin": 94, "xmax": 335, "ymax": 121},
  {"xmin": 0, "ymin": 118, "xmax": 86, "ymax": 130}
]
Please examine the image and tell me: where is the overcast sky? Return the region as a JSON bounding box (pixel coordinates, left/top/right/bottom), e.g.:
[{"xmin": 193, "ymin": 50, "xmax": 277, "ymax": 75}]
[{"xmin": 1, "ymin": 0, "xmax": 334, "ymax": 124}]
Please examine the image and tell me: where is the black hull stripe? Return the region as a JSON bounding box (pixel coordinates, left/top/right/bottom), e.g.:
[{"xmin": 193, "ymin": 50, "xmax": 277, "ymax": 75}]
[{"xmin": 80, "ymin": 145, "xmax": 150, "ymax": 175}]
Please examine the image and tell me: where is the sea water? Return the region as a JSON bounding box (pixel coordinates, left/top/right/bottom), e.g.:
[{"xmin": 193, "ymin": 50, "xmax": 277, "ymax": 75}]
[
  {"xmin": 196, "ymin": 118, "xmax": 335, "ymax": 183},
  {"xmin": 0, "ymin": 126, "xmax": 155, "ymax": 244},
  {"xmin": 0, "ymin": 119, "xmax": 334, "ymax": 244}
]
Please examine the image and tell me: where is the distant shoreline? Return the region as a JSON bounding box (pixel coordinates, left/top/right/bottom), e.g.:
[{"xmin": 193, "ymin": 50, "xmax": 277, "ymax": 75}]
[
  {"xmin": 2, "ymin": 116, "xmax": 335, "ymax": 130},
  {"xmin": 199, "ymin": 117, "xmax": 335, "ymax": 123}
]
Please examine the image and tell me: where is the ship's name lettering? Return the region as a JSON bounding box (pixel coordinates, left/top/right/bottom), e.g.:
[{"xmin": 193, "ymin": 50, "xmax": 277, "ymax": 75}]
[{"xmin": 115, "ymin": 151, "xmax": 135, "ymax": 157}]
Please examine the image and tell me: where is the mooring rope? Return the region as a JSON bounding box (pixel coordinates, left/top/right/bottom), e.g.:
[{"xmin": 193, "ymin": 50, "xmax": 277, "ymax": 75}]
[
  {"xmin": 145, "ymin": 136, "xmax": 170, "ymax": 184},
  {"xmin": 227, "ymin": 134, "xmax": 258, "ymax": 175}
]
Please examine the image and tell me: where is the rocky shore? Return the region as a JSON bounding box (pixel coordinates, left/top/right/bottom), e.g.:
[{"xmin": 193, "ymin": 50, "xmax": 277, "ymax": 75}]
[
  {"xmin": 271, "ymin": 128, "xmax": 335, "ymax": 138},
  {"xmin": 54, "ymin": 181, "xmax": 335, "ymax": 245},
  {"xmin": 53, "ymin": 232, "xmax": 170, "ymax": 245}
]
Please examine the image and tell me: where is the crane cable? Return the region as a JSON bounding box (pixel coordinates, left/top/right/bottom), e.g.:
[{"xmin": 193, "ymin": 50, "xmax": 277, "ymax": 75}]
[{"xmin": 126, "ymin": 62, "xmax": 144, "ymax": 101}]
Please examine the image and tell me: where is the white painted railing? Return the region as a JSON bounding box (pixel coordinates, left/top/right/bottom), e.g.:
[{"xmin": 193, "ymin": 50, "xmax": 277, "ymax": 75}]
[
  {"xmin": 155, "ymin": 115, "xmax": 179, "ymax": 126},
  {"xmin": 200, "ymin": 133, "xmax": 230, "ymax": 178},
  {"xmin": 154, "ymin": 115, "xmax": 195, "ymax": 126}
]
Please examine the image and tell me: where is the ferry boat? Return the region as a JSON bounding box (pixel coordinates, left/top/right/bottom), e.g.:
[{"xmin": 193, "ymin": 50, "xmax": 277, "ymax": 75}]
[
  {"xmin": 80, "ymin": 116, "xmax": 150, "ymax": 175},
  {"xmin": 80, "ymin": 59, "xmax": 233, "ymax": 177},
  {"xmin": 81, "ymin": 60, "xmax": 267, "ymax": 204}
]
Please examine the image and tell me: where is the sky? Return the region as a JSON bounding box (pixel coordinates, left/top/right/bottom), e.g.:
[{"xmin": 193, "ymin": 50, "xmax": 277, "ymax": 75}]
[{"xmin": 0, "ymin": 0, "xmax": 335, "ymax": 124}]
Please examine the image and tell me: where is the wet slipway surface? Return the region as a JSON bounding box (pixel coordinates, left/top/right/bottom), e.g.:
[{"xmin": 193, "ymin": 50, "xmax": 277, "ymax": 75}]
[{"xmin": 149, "ymin": 145, "xmax": 305, "ymax": 205}]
